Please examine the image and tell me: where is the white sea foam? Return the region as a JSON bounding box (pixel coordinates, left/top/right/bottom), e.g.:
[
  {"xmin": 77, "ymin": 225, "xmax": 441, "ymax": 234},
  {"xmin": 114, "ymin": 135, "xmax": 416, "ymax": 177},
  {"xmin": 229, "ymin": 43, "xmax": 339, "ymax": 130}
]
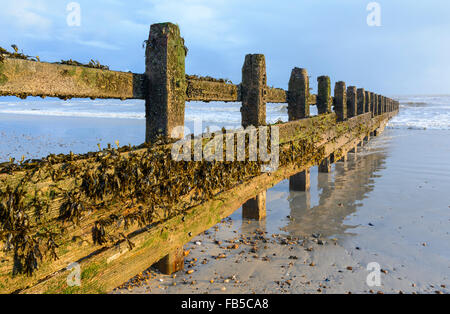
[
  {"xmin": 0, "ymin": 95, "xmax": 448, "ymax": 130},
  {"xmin": 388, "ymin": 95, "xmax": 450, "ymax": 130}
]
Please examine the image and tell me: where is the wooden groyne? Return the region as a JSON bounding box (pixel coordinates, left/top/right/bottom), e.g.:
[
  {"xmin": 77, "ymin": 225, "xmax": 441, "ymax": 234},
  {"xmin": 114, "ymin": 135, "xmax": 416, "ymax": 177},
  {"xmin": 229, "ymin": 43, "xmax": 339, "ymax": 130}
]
[{"xmin": 0, "ymin": 23, "xmax": 398, "ymax": 294}]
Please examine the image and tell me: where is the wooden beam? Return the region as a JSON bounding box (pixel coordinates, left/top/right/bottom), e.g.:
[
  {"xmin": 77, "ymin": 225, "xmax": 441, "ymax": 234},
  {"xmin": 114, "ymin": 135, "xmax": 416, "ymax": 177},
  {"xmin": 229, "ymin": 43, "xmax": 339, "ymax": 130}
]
[
  {"xmin": 186, "ymin": 78, "xmax": 239, "ymax": 102},
  {"xmin": 0, "ymin": 58, "xmax": 145, "ymax": 100}
]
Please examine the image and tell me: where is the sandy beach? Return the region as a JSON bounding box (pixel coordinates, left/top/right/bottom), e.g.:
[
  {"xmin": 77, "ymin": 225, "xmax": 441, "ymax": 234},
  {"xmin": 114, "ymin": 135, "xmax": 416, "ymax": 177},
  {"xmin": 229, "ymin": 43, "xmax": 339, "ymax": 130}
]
[{"xmin": 113, "ymin": 128, "xmax": 450, "ymax": 294}]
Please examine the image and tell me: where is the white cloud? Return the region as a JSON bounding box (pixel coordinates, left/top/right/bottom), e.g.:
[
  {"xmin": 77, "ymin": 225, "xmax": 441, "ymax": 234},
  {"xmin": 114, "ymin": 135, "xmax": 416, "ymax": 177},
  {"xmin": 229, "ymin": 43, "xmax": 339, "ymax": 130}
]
[
  {"xmin": 76, "ymin": 39, "xmax": 121, "ymax": 51},
  {"xmin": 138, "ymin": 0, "xmax": 242, "ymax": 47},
  {"xmin": 0, "ymin": 0, "xmax": 52, "ymax": 32}
]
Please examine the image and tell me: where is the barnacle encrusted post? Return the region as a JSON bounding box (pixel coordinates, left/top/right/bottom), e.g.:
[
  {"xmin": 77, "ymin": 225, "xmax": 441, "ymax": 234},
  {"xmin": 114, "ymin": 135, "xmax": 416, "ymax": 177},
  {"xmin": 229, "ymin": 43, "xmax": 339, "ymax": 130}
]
[
  {"xmin": 317, "ymin": 76, "xmax": 332, "ymax": 114},
  {"xmin": 241, "ymin": 54, "xmax": 267, "ymax": 127},
  {"xmin": 241, "ymin": 53, "xmax": 267, "ymax": 220},
  {"xmin": 346, "ymin": 86, "xmax": 357, "ymax": 118},
  {"xmin": 334, "ymin": 81, "xmax": 347, "ymax": 122},
  {"xmin": 288, "ymin": 67, "xmax": 311, "ymax": 192},
  {"xmin": 145, "ymin": 22, "xmax": 187, "ymax": 142},
  {"xmin": 357, "ymin": 88, "xmax": 366, "ymax": 115},
  {"xmin": 287, "ymin": 68, "xmax": 309, "ymax": 120}
]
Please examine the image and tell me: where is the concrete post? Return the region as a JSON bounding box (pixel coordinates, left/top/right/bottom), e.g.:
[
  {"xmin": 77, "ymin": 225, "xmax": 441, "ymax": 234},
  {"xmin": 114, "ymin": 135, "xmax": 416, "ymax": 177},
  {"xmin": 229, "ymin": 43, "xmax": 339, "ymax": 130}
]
[
  {"xmin": 347, "ymin": 86, "xmax": 357, "ymax": 118},
  {"xmin": 288, "ymin": 68, "xmax": 309, "ymax": 120},
  {"xmin": 317, "ymin": 76, "xmax": 332, "ymax": 115},
  {"xmin": 241, "ymin": 54, "xmax": 267, "ymax": 127},
  {"xmin": 289, "ymin": 169, "xmax": 311, "ymax": 191},
  {"xmin": 357, "ymin": 88, "xmax": 366, "ymax": 115},
  {"xmin": 334, "ymin": 81, "xmax": 347, "ymax": 121},
  {"xmin": 242, "ymin": 191, "xmax": 267, "ymax": 220},
  {"xmin": 156, "ymin": 246, "xmax": 185, "ymax": 275},
  {"xmin": 145, "ymin": 23, "xmax": 187, "ymax": 142}
]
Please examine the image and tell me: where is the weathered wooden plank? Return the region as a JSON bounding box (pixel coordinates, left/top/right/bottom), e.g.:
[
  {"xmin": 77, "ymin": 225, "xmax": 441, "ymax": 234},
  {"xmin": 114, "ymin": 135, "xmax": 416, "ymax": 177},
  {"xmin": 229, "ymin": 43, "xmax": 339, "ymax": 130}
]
[
  {"xmin": 186, "ymin": 78, "xmax": 239, "ymax": 102},
  {"xmin": 0, "ymin": 58, "xmax": 145, "ymax": 100},
  {"xmin": 266, "ymin": 87, "xmax": 287, "ymax": 103}
]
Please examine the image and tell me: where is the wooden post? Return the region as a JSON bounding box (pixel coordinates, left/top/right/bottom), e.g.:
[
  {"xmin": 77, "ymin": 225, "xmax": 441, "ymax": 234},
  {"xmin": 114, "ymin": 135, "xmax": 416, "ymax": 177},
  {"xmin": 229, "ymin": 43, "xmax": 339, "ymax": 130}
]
[
  {"xmin": 317, "ymin": 76, "xmax": 332, "ymax": 114},
  {"xmin": 242, "ymin": 191, "xmax": 267, "ymax": 220},
  {"xmin": 357, "ymin": 88, "xmax": 366, "ymax": 115},
  {"xmin": 241, "ymin": 54, "xmax": 267, "ymax": 220},
  {"xmin": 319, "ymin": 156, "xmax": 332, "ymax": 173},
  {"xmin": 289, "ymin": 169, "xmax": 310, "ymax": 191},
  {"xmin": 369, "ymin": 92, "xmax": 375, "ymax": 117},
  {"xmin": 365, "ymin": 91, "xmax": 371, "ymax": 114},
  {"xmin": 155, "ymin": 246, "xmax": 184, "ymax": 275},
  {"xmin": 145, "ymin": 23, "xmax": 187, "ymax": 142},
  {"xmin": 347, "ymin": 86, "xmax": 357, "ymax": 118},
  {"xmin": 334, "ymin": 81, "xmax": 347, "ymax": 121},
  {"xmin": 241, "ymin": 54, "xmax": 267, "ymax": 127},
  {"xmin": 377, "ymin": 95, "xmax": 382, "ymax": 116},
  {"xmin": 288, "ymin": 68, "xmax": 310, "ymax": 192},
  {"xmin": 373, "ymin": 94, "xmax": 378, "ymax": 116},
  {"xmin": 288, "ymin": 68, "xmax": 309, "ymax": 120}
]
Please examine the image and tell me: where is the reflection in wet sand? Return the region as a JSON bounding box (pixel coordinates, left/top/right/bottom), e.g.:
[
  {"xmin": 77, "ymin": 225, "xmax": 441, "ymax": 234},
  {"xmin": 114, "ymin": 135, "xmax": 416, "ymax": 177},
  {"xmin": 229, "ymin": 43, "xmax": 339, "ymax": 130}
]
[{"xmin": 285, "ymin": 143, "xmax": 388, "ymax": 238}]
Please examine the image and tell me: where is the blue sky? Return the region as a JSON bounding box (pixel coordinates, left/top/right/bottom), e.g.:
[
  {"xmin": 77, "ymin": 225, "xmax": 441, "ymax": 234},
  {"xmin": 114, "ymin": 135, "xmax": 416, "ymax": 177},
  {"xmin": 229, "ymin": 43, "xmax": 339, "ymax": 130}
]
[{"xmin": 1, "ymin": 0, "xmax": 450, "ymax": 95}]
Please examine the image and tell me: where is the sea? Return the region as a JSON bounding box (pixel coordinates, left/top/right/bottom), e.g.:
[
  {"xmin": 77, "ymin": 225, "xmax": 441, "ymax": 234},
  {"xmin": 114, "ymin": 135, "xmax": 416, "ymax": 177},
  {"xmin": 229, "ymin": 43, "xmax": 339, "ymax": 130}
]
[{"xmin": 0, "ymin": 95, "xmax": 449, "ymax": 162}]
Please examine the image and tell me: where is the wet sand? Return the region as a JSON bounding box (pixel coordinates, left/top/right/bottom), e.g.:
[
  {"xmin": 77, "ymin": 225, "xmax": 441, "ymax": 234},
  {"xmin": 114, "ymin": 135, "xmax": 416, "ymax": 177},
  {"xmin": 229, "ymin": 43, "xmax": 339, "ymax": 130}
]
[{"xmin": 114, "ymin": 128, "xmax": 450, "ymax": 294}]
